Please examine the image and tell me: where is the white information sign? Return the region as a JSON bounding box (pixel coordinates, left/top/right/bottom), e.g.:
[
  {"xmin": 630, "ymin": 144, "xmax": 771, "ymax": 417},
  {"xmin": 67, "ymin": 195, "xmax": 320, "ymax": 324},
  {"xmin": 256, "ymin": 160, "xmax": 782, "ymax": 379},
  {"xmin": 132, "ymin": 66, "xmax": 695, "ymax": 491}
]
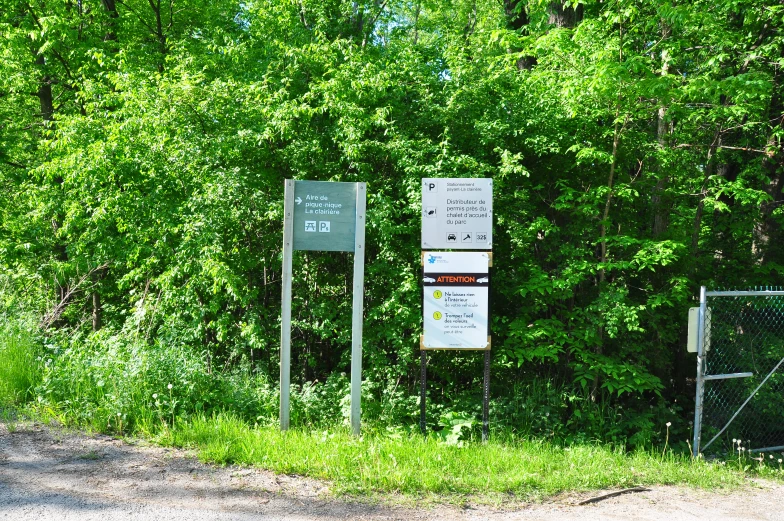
[
  {"xmin": 421, "ymin": 178, "xmax": 493, "ymax": 250},
  {"xmin": 422, "ymin": 251, "xmax": 490, "ymax": 349}
]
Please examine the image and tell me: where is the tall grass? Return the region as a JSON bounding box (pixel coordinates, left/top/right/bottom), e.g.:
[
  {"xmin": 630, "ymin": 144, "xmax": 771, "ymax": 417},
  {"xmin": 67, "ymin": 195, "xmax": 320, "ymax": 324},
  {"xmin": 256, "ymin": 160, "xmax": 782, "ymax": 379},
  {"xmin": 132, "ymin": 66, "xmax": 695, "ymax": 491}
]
[
  {"xmin": 4, "ymin": 326, "xmax": 776, "ymax": 500},
  {"xmin": 0, "ymin": 324, "xmax": 42, "ymax": 405},
  {"xmin": 22, "ymin": 320, "xmax": 683, "ymax": 450},
  {"xmin": 162, "ymin": 412, "xmax": 747, "ymax": 499}
]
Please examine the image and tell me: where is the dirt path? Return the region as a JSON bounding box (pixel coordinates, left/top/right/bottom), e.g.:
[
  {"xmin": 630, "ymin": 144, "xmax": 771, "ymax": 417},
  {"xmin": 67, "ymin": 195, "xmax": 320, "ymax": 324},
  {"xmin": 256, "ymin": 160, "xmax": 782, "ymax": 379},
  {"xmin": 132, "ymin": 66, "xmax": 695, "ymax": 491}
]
[{"xmin": 1, "ymin": 421, "xmax": 783, "ymax": 520}]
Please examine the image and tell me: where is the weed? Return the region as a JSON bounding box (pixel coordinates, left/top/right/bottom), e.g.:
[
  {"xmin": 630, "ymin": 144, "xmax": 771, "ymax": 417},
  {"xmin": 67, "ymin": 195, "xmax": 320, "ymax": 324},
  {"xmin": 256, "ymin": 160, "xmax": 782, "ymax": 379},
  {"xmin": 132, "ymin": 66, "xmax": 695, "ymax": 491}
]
[
  {"xmin": 0, "ymin": 407, "xmax": 19, "ymax": 432},
  {"xmin": 9, "ymin": 322, "xmax": 776, "ymax": 499},
  {"xmin": 662, "ymin": 421, "xmax": 671, "ymax": 458},
  {"xmin": 0, "ymin": 323, "xmax": 42, "ymax": 406},
  {"xmin": 78, "ymin": 450, "xmax": 102, "ymax": 461}
]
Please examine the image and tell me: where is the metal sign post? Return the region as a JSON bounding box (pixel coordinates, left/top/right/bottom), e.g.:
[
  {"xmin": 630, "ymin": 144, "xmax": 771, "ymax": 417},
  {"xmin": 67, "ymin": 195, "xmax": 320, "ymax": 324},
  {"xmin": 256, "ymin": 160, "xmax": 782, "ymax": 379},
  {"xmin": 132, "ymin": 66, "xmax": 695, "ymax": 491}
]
[
  {"xmin": 420, "ymin": 178, "xmax": 493, "ymax": 442},
  {"xmin": 280, "ymin": 180, "xmax": 295, "ymax": 431},
  {"xmin": 420, "ymin": 350, "xmax": 427, "ymax": 435},
  {"xmin": 692, "ymin": 286, "xmax": 706, "ymax": 457},
  {"xmin": 350, "ymin": 184, "xmax": 366, "ymax": 436},
  {"xmin": 419, "ymin": 347, "xmax": 492, "ymax": 441},
  {"xmin": 482, "ymin": 350, "xmax": 491, "ymax": 441},
  {"xmin": 419, "ymin": 250, "xmax": 493, "ymax": 441},
  {"xmin": 280, "ymin": 180, "xmax": 366, "ymax": 436}
]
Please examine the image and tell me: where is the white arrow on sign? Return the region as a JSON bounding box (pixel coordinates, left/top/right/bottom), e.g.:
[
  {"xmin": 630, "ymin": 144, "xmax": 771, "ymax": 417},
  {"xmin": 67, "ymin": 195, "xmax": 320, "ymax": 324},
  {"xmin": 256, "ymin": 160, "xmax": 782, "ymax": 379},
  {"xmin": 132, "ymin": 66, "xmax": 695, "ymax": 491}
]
[{"xmin": 295, "ymin": 197, "xmax": 302, "ymax": 205}]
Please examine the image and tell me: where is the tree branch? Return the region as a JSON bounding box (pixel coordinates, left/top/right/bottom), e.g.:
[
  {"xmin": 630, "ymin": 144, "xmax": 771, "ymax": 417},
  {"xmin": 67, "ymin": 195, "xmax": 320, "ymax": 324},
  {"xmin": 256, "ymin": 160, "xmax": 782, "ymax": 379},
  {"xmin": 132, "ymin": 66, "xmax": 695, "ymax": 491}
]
[
  {"xmin": 362, "ymin": 0, "xmax": 389, "ymax": 47},
  {"xmin": 41, "ymin": 263, "xmax": 110, "ymax": 330},
  {"xmin": 116, "ymin": 0, "xmax": 158, "ymax": 37},
  {"xmin": 3, "ymin": 159, "xmax": 28, "ymax": 169},
  {"xmin": 674, "ymin": 144, "xmax": 767, "ymax": 154}
]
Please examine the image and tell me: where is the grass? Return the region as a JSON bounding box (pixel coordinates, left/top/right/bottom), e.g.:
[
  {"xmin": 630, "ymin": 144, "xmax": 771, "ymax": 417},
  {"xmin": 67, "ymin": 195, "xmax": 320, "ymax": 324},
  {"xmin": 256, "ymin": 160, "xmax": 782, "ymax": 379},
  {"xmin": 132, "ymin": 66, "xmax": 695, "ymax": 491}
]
[
  {"xmin": 158, "ymin": 412, "xmax": 751, "ymax": 501},
  {"xmin": 0, "ymin": 323, "xmax": 774, "ymax": 502},
  {"xmin": 0, "ymin": 324, "xmax": 41, "ymax": 406}
]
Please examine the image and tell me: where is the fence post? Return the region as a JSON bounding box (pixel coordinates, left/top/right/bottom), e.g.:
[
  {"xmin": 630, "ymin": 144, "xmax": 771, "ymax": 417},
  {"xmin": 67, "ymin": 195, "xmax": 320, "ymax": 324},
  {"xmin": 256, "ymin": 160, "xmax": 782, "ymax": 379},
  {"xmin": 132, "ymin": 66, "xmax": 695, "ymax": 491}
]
[{"xmin": 692, "ymin": 285, "xmax": 707, "ymax": 457}]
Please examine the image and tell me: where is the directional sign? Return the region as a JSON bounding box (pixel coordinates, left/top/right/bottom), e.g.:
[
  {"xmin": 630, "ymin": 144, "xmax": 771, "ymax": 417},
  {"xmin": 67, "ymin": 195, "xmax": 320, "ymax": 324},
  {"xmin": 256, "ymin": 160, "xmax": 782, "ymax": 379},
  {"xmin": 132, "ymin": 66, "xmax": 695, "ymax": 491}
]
[
  {"xmin": 293, "ymin": 181, "xmax": 357, "ymax": 252},
  {"xmin": 421, "ymin": 178, "xmax": 493, "ymax": 250},
  {"xmin": 281, "ymin": 180, "xmax": 367, "ymax": 436},
  {"xmin": 422, "ymin": 251, "xmax": 490, "ymax": 349}
]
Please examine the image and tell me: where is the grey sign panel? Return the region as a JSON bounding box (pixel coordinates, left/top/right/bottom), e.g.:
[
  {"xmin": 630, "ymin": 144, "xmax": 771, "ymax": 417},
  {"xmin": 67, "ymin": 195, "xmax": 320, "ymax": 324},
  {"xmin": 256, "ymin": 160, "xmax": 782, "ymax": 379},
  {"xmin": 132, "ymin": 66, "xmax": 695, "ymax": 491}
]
[
  {"xmin": 421, "ymin": 178, "xmax": 493, "ymax": 250},
  {"xmin": 293, "ymin": 181, "xmax": 357, "ymax": 252}
]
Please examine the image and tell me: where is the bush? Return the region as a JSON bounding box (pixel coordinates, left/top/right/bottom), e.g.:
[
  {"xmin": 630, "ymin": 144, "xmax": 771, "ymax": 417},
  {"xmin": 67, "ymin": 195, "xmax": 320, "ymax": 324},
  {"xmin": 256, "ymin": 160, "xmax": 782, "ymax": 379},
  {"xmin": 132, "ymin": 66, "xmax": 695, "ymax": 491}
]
[
  {"xmin": 35, "ymin": 330, "xmax": 219, "ymax": 434},
  {"xmin": 33, "ymin": 329, "xmax": 352, "ymax": 434}
]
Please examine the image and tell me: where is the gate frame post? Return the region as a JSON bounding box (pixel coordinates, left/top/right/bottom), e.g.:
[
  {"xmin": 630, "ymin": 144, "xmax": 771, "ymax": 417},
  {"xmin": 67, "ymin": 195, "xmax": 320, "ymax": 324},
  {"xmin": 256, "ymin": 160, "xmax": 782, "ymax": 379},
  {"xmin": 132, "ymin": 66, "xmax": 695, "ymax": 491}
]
[{"xmin": 692, "ymin": 285, "xmax": 707, "ymax": 458}]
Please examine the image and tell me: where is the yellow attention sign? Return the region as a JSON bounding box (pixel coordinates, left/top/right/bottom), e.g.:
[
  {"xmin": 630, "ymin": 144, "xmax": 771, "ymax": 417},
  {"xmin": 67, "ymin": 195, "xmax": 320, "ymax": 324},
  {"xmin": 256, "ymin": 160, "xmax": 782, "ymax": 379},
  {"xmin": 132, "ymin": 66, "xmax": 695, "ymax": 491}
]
[
  {"xmin": 433, "ymin": 311, "xmax": 443, "ymax": 320},
  {"xmin": 433, "ymin": 290, "xmax": 443, "ymax": 299}
]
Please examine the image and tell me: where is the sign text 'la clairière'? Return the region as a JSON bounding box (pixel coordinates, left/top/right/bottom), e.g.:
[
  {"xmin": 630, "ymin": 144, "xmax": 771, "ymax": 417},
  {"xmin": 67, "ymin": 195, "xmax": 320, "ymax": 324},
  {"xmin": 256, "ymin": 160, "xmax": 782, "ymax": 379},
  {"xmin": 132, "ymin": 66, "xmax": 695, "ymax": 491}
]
[{"xmin": 293, "ymin": 180, "xmax": 357, "ymax": 252}]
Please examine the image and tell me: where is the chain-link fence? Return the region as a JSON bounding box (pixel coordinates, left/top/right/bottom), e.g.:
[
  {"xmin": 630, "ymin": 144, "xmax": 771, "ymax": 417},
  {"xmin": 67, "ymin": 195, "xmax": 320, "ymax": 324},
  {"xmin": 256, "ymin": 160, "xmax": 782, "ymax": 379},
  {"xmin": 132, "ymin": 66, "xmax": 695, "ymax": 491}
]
[{"xmin": 694, "ymin": 288, "xmax": 784, "ymax": 456}]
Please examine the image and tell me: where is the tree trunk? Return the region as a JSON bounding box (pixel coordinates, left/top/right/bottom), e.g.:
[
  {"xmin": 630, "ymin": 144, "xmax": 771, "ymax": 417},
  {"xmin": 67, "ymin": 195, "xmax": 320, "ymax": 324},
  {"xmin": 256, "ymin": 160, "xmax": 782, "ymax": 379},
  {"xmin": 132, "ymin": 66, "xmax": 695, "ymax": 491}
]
[
  {"xmin": 503, "ymin": 0, "xmax": 536, "ymax": 70},
  {"xmin": 755, "ymin": 45, "xmax": 784, "ymax": 265},
  {"xmin": 651, "ymin": 24, "xmax": 671, "ymax": 237},
  {"xmin": 599, "ymin": 116, "xmax": 623, "ymax": 285},
  {"xmin": 92, "ymin": 290, "xmax": 102, "ymax": 331},
  {"xmin": 91, "ymin": 270, "xmax": 103, "ymax": 331},
  {"xmin": 147, "ymin": 0, "xmax": 167, "ymax": 72},
  {"xmin": 101, "ymin": 0, "xmax": 119, "ymax": 48},
  {"xmin": 461, "ymin": 0, "xmax": 477, "ymax": 54},
  {"xmin": 412, "ymin": 0, "xmax": 420, "ymax": 44},
  {"xmin": 33, "ymin": 45, "xmax": 70, "ymax": 327},
  {"xmin": 548, "ymin": 1, "xmax": 583, "ymax": 28},
  {"xmin": 35, "ymin": 54, "xmax": 53, "ymax": 123},
  {"xmin": 353, "ymin": 1, "xmax": 364, "ymax": 37},
  {"xmin": 691, "ymin": 129, "xmax": 722, "ymax": 258}
]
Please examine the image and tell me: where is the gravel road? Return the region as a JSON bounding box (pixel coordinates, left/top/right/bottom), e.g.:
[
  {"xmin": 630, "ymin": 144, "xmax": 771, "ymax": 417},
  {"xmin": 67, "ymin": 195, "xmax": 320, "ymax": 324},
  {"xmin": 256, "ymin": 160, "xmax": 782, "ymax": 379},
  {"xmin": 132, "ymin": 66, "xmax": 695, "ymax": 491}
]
[{"xmin": 2, "ymin": 421, "xmax": 784, "ymax": 520}]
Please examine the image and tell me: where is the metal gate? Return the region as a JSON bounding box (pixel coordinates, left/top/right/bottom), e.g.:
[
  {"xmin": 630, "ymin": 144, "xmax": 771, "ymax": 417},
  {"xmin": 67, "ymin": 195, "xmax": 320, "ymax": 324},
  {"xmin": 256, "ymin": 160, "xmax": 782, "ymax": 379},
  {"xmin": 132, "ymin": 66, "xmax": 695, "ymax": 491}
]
[{"xmin": 693, "ymin": 287, "xmax": 784, "ymax": 457}]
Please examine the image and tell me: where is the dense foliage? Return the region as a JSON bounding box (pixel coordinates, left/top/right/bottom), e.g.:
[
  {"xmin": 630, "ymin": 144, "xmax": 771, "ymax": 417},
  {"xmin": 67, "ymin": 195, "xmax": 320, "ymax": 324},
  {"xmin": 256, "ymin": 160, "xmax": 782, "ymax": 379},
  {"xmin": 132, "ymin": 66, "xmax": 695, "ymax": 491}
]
[{"xmin": 1, "ymin": 0, "xmax": 783, "ymax": 446}]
